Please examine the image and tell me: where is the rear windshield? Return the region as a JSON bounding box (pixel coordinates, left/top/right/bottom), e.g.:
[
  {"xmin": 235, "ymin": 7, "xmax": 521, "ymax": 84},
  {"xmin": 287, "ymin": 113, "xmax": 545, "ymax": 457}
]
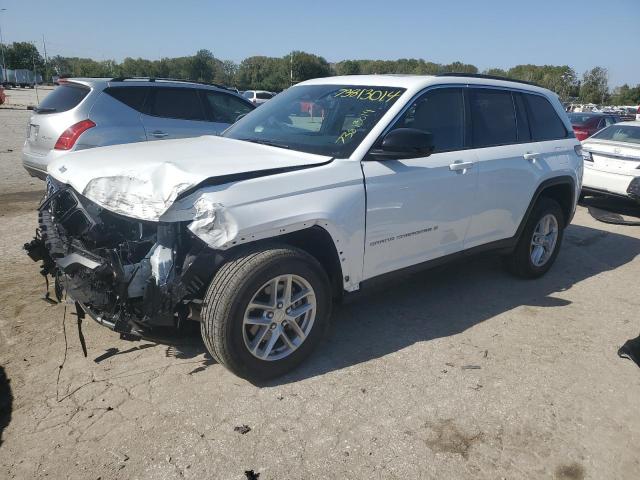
[
  {"xmin": 36, "ymin": 83, "xmax": 90, "ymax": 114},
  {"xmin": 568, "ymin": 113, "xmax": 598, "ymax": 126},
  {"xmin": 591, "ymin": 125, "xmax": 640, "ymax": 145}
]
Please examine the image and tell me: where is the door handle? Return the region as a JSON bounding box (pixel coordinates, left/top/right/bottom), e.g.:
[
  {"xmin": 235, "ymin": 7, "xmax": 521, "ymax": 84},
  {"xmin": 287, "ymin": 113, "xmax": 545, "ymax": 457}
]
[
  {"xmin": 523, "ymin": 152, "xmax": 539, "ymax": 162},
  {"xmin": 151, "ymin": 130, "xmax": 169, "ymax": 138},
  {"xmin": 449, "ymin": 161, "xmax": 474, "ymax": 173}
]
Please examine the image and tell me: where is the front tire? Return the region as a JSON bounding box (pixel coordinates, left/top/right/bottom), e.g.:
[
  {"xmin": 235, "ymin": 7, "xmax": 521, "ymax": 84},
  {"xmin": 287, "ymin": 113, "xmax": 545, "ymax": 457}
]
[
  {"xmin": 201, "ymin": 245, "xmax": 331, "ymax": 381},
  {"xmin": 505, "ymin": 197, "xmax": 565, "ymax": 278}
]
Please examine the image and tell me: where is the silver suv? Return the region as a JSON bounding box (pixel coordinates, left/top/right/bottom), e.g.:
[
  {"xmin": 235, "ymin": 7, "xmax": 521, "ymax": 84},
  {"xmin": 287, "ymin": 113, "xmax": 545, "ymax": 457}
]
[{"xmin": 22, "ymin": 77, "xmax": 255, "ymax": 179}]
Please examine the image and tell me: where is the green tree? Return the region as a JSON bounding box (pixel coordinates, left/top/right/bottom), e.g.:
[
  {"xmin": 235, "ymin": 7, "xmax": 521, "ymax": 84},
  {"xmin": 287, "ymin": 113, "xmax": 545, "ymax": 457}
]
[
  {"xmin": 5, "ymin": 42, "xmax": 44, "ymax": 71},
  {"xmin": 289, "ymin": 51, "xmax": 331, "ymax": 84},
  {"xmin": 580, "ymin": 67, "xmax": 608, "ymax": 104}
]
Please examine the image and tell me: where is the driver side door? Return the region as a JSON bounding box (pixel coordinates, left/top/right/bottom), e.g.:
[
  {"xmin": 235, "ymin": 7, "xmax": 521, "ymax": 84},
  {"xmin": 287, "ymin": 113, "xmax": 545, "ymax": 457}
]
[{"xmin": 361, "ymin": 87, "xmax": 478, "ymax": 279}]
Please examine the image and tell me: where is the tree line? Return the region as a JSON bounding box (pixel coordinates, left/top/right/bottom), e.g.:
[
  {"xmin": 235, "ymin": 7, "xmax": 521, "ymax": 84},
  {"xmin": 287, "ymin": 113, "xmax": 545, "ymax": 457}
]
[{"xmin": 2, "ymin": 41, "xmax": 638, "ymax": 105}]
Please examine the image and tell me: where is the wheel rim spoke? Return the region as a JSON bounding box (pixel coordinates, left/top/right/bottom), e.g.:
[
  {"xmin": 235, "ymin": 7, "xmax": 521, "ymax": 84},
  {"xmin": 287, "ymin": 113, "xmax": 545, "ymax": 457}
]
[
  {"xmin": 244, "ymin": 316, "xmax": 272, "ymax": 326},
  {"xmin": 261, "ymin": 327, "xmax": 281, "ymax": 359},
  {"xmin": 286, "ymin": 318, "xmax": 307, "ymax": 341},
  {"xmin": 289, "ymin": 302, "xmax": 313, "ymax": 319},
  {"xmin": 290, "ymin": 288, "xmax": 313, "ymax": 306}
]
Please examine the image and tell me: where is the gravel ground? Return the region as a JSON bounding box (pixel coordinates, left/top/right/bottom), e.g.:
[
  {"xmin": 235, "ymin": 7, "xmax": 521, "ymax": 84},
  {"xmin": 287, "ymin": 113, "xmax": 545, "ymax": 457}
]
[{"xmin": 1, "ymin": 88, "xmax": 639, "ymax": 480}]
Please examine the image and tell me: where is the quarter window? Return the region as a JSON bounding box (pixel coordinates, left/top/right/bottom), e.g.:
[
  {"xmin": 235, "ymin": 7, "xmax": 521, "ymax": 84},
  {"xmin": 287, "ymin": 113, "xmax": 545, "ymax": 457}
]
[
  {"xmin": 392, "ymin": 88, "xmax": 465, "ymax": 153},
  {"xmin": 524, "ymin": 93, "xmax": 567, "ymax": 141},
  {"xmin": 470, "ymin": 88, "xmax": 517, "ymax": 148},
  {"xmin": 147, "ymin": 88, "xmax": 206, "ymax": 121}
]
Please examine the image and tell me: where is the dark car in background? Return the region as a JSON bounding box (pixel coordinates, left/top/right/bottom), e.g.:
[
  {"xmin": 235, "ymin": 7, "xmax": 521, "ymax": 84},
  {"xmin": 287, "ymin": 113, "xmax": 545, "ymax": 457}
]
[{"xmin": 568, "ymin": 112, "xmax": 621, "ymax": 141}]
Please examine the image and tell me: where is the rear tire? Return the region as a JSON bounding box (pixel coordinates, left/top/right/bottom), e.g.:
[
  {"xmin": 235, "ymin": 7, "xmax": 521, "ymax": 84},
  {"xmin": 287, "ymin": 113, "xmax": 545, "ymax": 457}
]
[
  {"xmin": 200, "ymin": 245, "xmax": 331, "ymax": 381},
  {"xmin": 505, "ymin": 197, "xmax": 565, "ymax": 278}
]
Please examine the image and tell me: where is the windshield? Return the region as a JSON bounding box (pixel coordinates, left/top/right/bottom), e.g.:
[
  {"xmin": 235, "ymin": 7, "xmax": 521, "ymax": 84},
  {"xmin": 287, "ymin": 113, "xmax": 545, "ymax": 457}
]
[
  {"xmin": 591, "ymin": 125, "xmax": 640, "ymax": 145},
  {"xmin": 223, "ymin": 84, "xmax": 406, "ymax": 157}
]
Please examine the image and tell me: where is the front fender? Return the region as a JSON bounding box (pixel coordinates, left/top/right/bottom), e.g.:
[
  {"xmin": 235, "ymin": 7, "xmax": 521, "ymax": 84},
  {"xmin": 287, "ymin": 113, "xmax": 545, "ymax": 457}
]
[{"xmin": 164, "ymin": 159, "xmax": 366, "ymax": 291}]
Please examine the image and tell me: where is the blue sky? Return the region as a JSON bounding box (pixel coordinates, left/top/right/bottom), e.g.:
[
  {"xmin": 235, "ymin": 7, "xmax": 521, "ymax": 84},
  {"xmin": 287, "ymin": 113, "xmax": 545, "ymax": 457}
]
[{"xmin": 2, "ymin": 0, "xmax": 638, "ymax": 87}]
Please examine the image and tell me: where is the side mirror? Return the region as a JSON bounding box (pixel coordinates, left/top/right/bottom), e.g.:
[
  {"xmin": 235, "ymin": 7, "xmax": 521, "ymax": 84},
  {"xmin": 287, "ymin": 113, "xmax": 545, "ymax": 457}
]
[{"xmin": 370, "ymin": 128, "xmax": 435, "ymax": 160}]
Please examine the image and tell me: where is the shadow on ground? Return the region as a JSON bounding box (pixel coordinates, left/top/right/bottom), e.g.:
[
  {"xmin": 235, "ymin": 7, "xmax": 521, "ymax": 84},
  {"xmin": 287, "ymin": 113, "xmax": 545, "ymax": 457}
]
[
  {"xmin": 0, "ymin": 366, "xmax": 12, "ymax": 447},
  {"xmin": 580, "ymin": 195, "xmax": 640, "ymax": 225},
  {"xmin": 97, "ymin": 223, "xmax": 640, "ymax": 386}
]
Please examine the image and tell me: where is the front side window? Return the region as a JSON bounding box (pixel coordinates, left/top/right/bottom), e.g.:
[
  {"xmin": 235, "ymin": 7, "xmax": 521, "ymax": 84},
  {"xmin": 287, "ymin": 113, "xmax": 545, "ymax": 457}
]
[
  {"xmin": 525, "ymin": 93, "xmax": 567, "ymax": 141},
  {"xmin": 390, "ymin": 88, "xmax": 465, "ymax": 153},
  {"xmin": 223, "ymin": 84, "xmax": 406, "ymax": 157},
  {"xmin": 147, "ymin": 87, "xmax": 206, "ymax": 121},
  {"xmin": 591, "ymin": 125, "xmax": 640, "ymax": 145},
  {"xmin": 470, "ymin": 88, "xmax": 517, "ymax": 147},
  {"xmin": 204, "ymin": 92, "xmax": 254, "ymax": 124},
  {"xmin": 243, "ymin": 91, "xmax": 254, "ymax": 99}
]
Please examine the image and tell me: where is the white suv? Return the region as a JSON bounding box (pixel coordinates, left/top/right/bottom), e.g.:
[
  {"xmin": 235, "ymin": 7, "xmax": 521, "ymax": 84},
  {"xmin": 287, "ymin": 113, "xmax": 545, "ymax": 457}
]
[{"xmin": 26, "ymin": 74, "xmax": 583, "ymax": 380}]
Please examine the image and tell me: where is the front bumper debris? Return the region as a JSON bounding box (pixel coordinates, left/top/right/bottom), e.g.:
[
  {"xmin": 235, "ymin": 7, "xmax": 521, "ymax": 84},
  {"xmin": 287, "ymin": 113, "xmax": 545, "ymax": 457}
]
[{"xmin": 24, "ymin": 182, "xmax": 221, "ymax": 337}]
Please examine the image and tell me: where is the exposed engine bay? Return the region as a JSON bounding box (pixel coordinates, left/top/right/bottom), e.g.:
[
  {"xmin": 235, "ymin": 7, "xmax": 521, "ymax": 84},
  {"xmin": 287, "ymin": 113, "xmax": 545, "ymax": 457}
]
[{"xmin": 24, "ymin": 179, "xmax": 221, "ymax": 336}]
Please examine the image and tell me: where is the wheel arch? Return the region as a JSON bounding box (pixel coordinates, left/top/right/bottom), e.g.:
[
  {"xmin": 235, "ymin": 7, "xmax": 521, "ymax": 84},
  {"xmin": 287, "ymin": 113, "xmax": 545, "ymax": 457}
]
[
  {"xmin": 516, "ymin": 176, "xmax": 576, "ymax": 239},
  {"xmin": 223, "ymin": 225, "xmax": 345, "ymax": 300}
]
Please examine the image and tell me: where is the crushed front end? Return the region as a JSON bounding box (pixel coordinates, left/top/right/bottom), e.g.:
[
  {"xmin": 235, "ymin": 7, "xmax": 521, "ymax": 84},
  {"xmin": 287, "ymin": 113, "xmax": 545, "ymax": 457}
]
[{"xmin": 24, "ymin": 179, "xmax": 220, "ymax": 336}]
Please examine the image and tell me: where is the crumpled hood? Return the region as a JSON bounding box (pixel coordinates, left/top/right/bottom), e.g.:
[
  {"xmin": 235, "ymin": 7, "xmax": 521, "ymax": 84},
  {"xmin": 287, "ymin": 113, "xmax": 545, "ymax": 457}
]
[{"xmin": 47, "ymin": 135, "xmax": 332, "ymax": 221}]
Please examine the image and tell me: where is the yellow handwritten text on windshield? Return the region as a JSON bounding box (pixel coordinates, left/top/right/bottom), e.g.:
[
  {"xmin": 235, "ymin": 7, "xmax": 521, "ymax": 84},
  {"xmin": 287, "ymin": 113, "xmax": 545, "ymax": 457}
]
[{"xmin": 334, "ymin": 88, "xmax": 403, "ymax": 103}]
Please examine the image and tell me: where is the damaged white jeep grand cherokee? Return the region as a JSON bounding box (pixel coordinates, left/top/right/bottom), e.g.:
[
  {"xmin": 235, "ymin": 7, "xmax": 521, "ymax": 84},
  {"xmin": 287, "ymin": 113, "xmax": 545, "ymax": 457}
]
[{"xmin": 25, "ymin": 74, "xmax": 583, "ymax": 380}]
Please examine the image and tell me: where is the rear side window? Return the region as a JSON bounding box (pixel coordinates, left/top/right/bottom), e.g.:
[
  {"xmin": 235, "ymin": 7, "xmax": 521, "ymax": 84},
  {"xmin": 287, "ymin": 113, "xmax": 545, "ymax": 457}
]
[
  {"xmin": 104, "ymin": 86, "xmax": 150, "ymax": 112},
  {"xmin": 524, "ymin": 93, "xmax": 567, "ymax": 141},
  {"xmin": 203, "ymin": 92, "xmax": 254, "ymax": 124},
  {"xmin": 470, "ymin": 89, "xmax": 517, "ymax": 147},
  {"xmin": 256, "ymin": 92, "xmax": 273, "ymax": 100},
  {"xmin": 147, "ymin": 88, "xmax": 206, "ymax": 121},
  {"xmin": 36, "ymin": 84, "xmax": 89, "ymax": 114}
]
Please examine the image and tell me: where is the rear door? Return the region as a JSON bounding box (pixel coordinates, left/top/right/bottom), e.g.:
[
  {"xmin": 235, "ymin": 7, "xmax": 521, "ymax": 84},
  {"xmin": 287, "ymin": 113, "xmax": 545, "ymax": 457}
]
[
  {"xmin": 362, "ymin": 87, "xmax": 478, "ymax": 279},
  {"xmin": 141, "ymin": 87, "xmax": 216, "ymax": 140},
  {"xmin": 466, "ymin": 89, "xmax": 574, "ymax": 247}
]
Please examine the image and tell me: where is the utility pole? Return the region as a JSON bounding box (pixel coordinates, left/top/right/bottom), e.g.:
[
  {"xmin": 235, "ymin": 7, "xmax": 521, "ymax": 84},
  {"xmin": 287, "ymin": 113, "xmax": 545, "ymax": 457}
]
[
  {"xmin": 0, "ymin": 8, "xmax": 7, "ymax": 85},
  {"xmin": 42, "ymin": 34, "xmax": 49, "ymax": 84},
  {"xmin": 290, "ymin": 52, "xmax": 293, "ymax": 86}
]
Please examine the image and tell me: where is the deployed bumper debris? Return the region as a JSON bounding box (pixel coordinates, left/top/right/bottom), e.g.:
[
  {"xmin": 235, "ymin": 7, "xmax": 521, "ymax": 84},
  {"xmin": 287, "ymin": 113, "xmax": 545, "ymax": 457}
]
[{"xmin": 24, "ymin": 181, "xmax": 222, "ymax": 337}]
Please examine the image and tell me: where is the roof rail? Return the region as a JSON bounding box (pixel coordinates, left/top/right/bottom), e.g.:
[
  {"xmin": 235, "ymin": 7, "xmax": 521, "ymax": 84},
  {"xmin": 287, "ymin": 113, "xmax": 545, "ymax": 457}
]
[
  {"xmin": 437, "ymin": 72, "xmax": 541, "ymax": 87},
  {"xmin": 109, "ymin": 76, "xmax": 232, "ymax": 91}
]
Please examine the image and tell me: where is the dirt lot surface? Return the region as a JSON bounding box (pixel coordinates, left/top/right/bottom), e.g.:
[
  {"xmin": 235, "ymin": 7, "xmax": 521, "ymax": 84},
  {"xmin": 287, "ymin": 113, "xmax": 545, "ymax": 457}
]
[{"xmin": 1, "ymin": 89, "xmax": 639, "ymax": 480}]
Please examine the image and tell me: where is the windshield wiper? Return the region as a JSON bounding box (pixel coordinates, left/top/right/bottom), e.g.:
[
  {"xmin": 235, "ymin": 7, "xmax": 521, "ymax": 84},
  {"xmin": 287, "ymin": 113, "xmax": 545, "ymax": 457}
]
[{"xmin": 240, "ymin": 138, "xmax": 290, "ymax": 150}]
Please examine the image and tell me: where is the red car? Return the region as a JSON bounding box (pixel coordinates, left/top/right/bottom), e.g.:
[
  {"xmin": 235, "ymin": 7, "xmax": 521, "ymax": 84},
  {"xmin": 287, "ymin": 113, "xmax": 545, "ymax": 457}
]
[
  {"xmin": 0, "ymin": 86, "xmax": 5, "ymax": 105},
  {"xmin": 568, "ymin": 112, "xmax": 620, "ymax": 141}
]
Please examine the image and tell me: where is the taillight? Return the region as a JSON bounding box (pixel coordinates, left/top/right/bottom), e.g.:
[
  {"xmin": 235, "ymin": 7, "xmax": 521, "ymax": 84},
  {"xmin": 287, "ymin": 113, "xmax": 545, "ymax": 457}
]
[
  {"xmin": 573, "ymin": 128, "xmax": 588, "ymax": 141},
  {"xmin": 54, "ymin": 119, "xmax": 96, "ymax": 150}
]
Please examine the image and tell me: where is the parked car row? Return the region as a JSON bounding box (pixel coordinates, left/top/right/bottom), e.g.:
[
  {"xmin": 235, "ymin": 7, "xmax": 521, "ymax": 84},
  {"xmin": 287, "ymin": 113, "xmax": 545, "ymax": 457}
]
[{"xmin": 24, "ymin": 73, "xmax": 586, "ymax": 380}]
